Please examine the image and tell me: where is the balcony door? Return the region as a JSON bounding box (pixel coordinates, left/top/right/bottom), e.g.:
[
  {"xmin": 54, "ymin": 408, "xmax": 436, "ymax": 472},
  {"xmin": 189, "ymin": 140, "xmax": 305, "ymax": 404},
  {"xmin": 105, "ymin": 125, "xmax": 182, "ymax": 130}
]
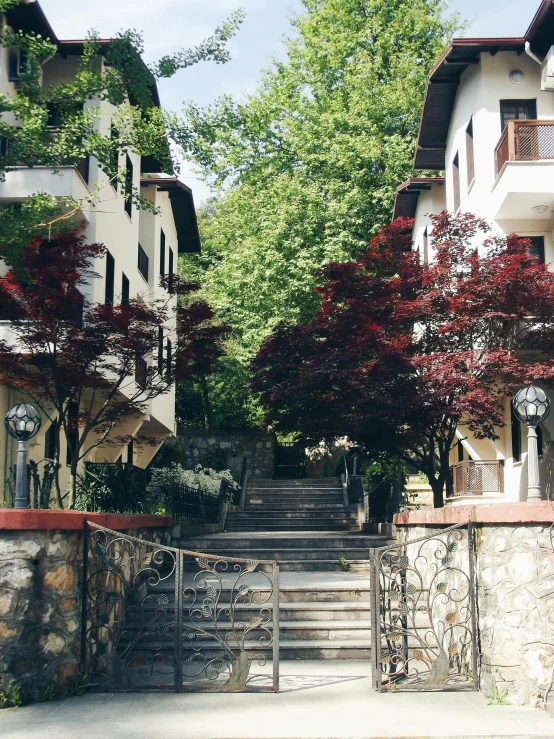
[{"xmin": 500, "ymin": 100, "xmax": 537, "ymax": 130}]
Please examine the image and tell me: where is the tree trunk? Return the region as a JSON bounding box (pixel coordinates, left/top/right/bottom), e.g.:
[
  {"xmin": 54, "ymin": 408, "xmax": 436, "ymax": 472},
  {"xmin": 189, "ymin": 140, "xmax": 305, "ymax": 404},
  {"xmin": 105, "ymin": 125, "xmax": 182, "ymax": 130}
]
[
  {"xmin": 200, "ymin": 377, "xmax": 212, "ymax": 430},
  {"xmin": 69, "ymin": 456, "xmax": 78, "ymax": 510},
  {"xmin": 52, "ymin": 422, "xmax": 63, "ymax": 509},
  {"xmin": 430, "ymin": 476, "xmax": 444, "ymax": 509}
]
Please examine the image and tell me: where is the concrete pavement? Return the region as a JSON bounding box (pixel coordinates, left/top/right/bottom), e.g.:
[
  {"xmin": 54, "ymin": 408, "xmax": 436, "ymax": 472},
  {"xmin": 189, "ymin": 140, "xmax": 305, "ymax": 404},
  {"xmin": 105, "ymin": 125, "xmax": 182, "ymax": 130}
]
[{"xmin": 1, "ymin": 661, "xmax": 553, "ymax": 739}]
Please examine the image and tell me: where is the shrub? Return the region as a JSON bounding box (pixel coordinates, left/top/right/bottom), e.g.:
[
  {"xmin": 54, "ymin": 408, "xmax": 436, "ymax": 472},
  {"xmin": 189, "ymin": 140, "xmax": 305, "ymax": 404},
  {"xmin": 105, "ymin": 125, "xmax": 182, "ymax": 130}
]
[{"xmin": 150, "ymin": 463, "xmax": 238, "ymax": 504}]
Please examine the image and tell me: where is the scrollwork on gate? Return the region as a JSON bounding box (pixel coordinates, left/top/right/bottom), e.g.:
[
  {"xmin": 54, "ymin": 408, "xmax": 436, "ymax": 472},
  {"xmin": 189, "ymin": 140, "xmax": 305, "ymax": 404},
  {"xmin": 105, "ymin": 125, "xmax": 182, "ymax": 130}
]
[
  {"xmin": 371, "ymin": 524, "xmax": 477, "ymax": 692},
  {"xmin": 82, "ymin": 522, "xmax": 279, "ymax": 693}
]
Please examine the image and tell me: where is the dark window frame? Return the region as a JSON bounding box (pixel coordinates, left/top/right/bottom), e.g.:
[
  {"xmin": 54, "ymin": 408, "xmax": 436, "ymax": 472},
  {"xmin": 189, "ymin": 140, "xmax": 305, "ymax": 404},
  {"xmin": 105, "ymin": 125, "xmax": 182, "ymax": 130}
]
[
  {"xmin": 500, "ymin": 99, "xmax": 537, "ymax": 130},
  {"xmin": 166, "ymin": 339, "xmax": 173, "ymax": 384},
  {"xmin": 521, "ymin": 235, "xmax": 546, "ymax": 265},
  {"xmin": 511, "ymin": 406, "xmax": 522, "ymax": 463},
  {"xmin": 160, "ymin": 229, "xmax": 166, "ymax": 277},
  {"xmin": 466, "ymin": 117, "xmax": 475, "ymax": 187},
  {"xmin": 452, "ymin": 152, "xmax": 461, "ymax": 214},
  {"xmin": 124, "ymin": 153, "xmax": 133, "ymax": 218},
  {"xmin": 105, "ymin": 250, "xmax": 115, "ymax": 306},
  {"xmin": 158, "ymin": 327, "xmax": 164, "ymax": 374},
  {"xmin": 138, "ymin": 244, "xmax": 149, "ymax": 283},
  {"xmin": 121, "ymin": 273, "xmax": 130, "ymax": 305},
  {"xmin": 66, "ymin": 402, "xmax": 79, "ymax": 466},
  {"xmin": 423, "ymin": 226, "xmax": 429, "ymax": 266},
  {"xmin": 44, "ymin": 423, "xmax": 56, "ymax": 461}
]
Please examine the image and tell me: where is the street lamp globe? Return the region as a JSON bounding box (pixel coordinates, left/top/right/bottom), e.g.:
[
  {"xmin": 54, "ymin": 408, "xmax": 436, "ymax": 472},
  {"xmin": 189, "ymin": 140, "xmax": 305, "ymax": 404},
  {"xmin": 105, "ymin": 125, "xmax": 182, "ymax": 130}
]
[
  {"xmin": 512, "ymin": 386, "xmax": 551, "ymax": 427},
  {"xmin": 5, "ymin": 403, "xmax": 42, "ymax": 442},
  {"xmin": 512, "ymin": 386, "xmax": 551, "ymax": 502}
]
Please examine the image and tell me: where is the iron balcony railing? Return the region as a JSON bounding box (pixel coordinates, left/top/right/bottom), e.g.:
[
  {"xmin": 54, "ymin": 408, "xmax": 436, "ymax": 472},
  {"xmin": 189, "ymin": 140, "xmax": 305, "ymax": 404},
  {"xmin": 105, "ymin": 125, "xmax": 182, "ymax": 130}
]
[
  {"xmin": 495, "ymin": 119, "xmax": 554, "ymax": 176},
  {"xmin": 171, "ymin": 484, "xmax": 221, "ymax": 525},
  {"xmin": 448, "ymin": 460, "xmax": 504, "ymax": 498}
]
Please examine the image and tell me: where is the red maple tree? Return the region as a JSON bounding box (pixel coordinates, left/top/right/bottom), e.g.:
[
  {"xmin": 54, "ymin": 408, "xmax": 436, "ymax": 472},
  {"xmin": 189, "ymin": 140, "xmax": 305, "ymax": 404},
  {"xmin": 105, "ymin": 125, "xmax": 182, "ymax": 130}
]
[
  {"xmin": 252, "ymin": 212, "xmax": 554, "ymax": 507},
  {"xmin": 0, "ymin": 230, "xmax": 227, "ymax": 509}
]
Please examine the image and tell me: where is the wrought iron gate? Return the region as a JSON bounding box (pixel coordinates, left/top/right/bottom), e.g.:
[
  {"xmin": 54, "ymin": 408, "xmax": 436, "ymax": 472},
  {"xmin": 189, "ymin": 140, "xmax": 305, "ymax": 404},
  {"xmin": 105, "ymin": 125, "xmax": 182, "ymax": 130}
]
[
  {"xmin": 81, "ymin": 522, "xmax": 279, "ymax": 692},
  {"xmin": 370, "ymin": 523, "xmax": 477, "ymax": 692}
]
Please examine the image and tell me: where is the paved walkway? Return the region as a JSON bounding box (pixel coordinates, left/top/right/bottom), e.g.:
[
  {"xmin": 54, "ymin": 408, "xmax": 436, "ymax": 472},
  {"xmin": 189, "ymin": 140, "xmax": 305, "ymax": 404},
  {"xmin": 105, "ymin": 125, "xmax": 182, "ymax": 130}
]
[{"xmin": 1, "ymin": 661, "xmax": 553, "ymax": 739}]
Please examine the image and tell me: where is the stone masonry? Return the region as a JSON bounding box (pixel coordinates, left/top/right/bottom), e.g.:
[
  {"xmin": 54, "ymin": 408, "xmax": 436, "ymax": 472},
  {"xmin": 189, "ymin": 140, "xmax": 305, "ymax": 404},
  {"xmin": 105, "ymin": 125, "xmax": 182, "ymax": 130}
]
[
  {"xmin": 395, "ymin": 504, "xmax": 554, "ymax": 709},
  {"xmin": 0, "ymin": 514, "xmax": 171, "ymax": 704},
  {"xmin": 177, "ymin": 431, "xmax": 277, "ymax": 479}
]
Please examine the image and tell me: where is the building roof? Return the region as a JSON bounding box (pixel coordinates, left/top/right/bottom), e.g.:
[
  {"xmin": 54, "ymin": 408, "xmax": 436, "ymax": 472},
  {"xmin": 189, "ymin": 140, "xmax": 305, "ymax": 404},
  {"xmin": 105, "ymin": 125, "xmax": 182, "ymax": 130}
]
[
  {"xmin": 414, "ymin": 0, "xmax": 554, "ymax": 170},
  {"xmin": 140, "ymin": 178, "xmax": 202, "ymax": 254},
  {"xmin": 392, "ymin": 177, "xmax": 445, "ymax": 222},
  {"xmin": 5, "ymin": 3, "xmax": 161, "ymax": 110}
]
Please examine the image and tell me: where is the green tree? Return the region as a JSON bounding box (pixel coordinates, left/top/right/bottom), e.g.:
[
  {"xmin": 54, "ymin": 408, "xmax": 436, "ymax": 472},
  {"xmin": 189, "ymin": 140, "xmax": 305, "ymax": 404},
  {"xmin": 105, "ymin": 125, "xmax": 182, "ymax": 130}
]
[
  {"xmin": 180, "ymin": 0, "xmax": 460, "ymax": 358},
  {"xmin": 0, "ymin": 1, "xmax": 245, "ymax": 272}
]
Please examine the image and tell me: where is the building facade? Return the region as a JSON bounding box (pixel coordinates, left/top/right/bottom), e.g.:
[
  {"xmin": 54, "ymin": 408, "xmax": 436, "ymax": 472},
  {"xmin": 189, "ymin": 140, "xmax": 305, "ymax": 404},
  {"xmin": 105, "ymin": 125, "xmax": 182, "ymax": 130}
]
[
  {"xmin": 0, "ymin": 2, "xmax": 201, "ymax": 500},
  {"xmin": 393, "ymin": 0, "xmax": 554, "ymax": 505}
]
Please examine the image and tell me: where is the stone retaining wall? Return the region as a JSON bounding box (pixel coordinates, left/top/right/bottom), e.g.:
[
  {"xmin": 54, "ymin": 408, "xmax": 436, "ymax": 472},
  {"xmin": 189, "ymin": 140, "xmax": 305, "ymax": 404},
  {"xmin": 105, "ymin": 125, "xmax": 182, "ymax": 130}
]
[
  {"xmin": 394, "ymin": 503, "xmax": 554, "ymax": 709},
  {"xmin": 0, "ymin": 511, "xmax": 172, "ymax": 703},
  {"xmin": 176, "ymin": 431, "xmax": 276, "ymax": 479}
]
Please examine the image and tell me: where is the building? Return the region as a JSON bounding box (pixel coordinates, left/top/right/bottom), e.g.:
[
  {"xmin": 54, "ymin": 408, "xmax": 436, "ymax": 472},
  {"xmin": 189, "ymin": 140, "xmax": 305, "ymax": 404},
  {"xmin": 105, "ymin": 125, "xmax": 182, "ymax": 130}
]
[
  {"xmin": 0, "ymin": 1, "xmax": 201, "ymax": 500},
  {"xmin": 393, "ymin": 0, "xmax": 554, "ymax": 505}
]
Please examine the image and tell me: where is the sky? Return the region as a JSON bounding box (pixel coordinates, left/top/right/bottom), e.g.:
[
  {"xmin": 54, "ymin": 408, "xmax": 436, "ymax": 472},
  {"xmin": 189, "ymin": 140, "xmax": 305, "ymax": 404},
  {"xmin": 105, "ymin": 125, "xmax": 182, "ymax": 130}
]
[{"xmin": 39, "ymin": 0, "xmax": 544, "ymax": 203}]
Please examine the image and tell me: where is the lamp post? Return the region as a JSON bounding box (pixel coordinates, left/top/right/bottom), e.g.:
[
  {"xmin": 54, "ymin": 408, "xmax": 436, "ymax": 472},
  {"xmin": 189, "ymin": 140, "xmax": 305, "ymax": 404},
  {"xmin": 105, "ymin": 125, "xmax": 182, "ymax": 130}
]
[
  {"xmin": 512, "ymin": 386, "xmax": 551, "ymax": 502},
  {"xmin": 5, "ymin": 403, "xmax": 42, "ymax": 509}
]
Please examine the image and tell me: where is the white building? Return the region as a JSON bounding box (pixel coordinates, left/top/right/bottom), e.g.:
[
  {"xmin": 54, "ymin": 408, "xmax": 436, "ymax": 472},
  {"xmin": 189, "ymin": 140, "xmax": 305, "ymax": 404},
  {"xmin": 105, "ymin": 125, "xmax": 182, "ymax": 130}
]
[
  {"xmin": 0, "ymin": 2, "xmax": 201, "ymax": 499},
  {"xmin": 393, "ymin": 0, "xmax": 554, "ymax": 505}
]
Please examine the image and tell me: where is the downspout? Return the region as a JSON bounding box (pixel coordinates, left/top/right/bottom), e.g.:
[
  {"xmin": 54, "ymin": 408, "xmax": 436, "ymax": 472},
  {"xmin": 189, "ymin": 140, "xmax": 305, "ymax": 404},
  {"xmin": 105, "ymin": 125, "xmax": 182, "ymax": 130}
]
[{"xmin": 525, "ymin": 41, "xmax": 543, "ymax": 66}]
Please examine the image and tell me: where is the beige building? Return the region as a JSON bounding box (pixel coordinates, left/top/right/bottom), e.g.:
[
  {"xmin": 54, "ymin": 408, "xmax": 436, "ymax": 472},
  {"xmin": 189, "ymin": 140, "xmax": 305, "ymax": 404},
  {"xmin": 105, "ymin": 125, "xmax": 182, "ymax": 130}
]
[
  {"xmin": 0, "ymin": 2, "xmax": 201, "ymax": 500},
  {"xmin": 394, "ymin": 0, "xmax": 554, "ymax": 505}
]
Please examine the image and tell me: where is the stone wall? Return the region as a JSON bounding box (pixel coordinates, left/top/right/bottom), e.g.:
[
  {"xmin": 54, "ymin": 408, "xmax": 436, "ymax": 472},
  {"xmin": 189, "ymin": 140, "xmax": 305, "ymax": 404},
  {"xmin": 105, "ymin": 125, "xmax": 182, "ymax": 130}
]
[
  {"xmin": 394, "ymin": 503, "xmax": 554, "ymax": 709},
  {"xmin": 176, "ymin": 431, "xmax": 277, "ymax": 480},
  {"xmin": 0, "ymin": 511, "xmax": 171, "ymax": 703}
]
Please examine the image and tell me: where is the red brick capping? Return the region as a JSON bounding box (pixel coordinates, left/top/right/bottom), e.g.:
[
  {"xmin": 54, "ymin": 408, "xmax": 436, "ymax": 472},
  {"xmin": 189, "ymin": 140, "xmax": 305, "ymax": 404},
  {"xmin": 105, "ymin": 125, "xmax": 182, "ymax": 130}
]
[
  {"xmin": 394, "ymin": 501, "xmax": 554, "ymax": 527},
  {"xmin": 0, "ymin": 509, "xmax": 173, "ymax": 530}
]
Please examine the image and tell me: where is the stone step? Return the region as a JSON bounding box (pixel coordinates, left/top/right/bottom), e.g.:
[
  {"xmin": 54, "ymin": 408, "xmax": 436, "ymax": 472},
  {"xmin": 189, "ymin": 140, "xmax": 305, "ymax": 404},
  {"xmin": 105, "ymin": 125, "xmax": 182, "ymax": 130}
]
[
  {"xmin": 178, "ymin": 535, "xmax": 388, "ymax": 549},
  {"xmin": 246, "ymin": 496, "xmax": 344, "ymax": 504},
  {"xmin": 251, "ymin": 479, "xmax": 340, "ymax": 486},
  {"xmin": 120, "ymin": 641, "xmax": 371, "ymax": 660},
  {"xmin": 121, "ymin": 620, "xmax": 372, "ymax": 642},
  {"xmin": 244, "ymin": 503, "xmax": 346, "ymax": 511},
  {"xmin": 136, "ymin": 602, "xmax": 371, "ymax": 621},
  {"xmin": 228, "ymin": 511, "xmax": 354, "ymax": 520},
  {"xmin": 180, "ymin": 547, "xmax": 370, "ymax": 560},
  {"xmin": 224, "ymin": 525, "xmax": 358, "ymax": 533}
]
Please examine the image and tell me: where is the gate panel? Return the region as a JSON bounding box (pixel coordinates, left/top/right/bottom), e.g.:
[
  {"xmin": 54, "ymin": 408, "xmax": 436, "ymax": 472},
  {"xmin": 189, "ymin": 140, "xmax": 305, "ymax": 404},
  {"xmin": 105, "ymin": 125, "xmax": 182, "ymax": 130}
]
[
  {"xmin": 83, "ymin": 522, "xmax": 279, "ymax": 693},
  {"xmin": 370, "ymin": 523, "xmax": 477, "ymax": 692}
]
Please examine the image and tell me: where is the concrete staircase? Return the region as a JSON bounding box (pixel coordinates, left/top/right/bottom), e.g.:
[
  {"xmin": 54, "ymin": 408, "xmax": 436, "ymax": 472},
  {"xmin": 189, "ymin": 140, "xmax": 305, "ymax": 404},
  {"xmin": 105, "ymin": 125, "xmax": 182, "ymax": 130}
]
[
  {"xmin": 225, "ymin": 478, "xmax": 358, "ymax": 532},
  {"xmin": 172, "ymin": 477, "xmax": 394, "ymax": 660}
]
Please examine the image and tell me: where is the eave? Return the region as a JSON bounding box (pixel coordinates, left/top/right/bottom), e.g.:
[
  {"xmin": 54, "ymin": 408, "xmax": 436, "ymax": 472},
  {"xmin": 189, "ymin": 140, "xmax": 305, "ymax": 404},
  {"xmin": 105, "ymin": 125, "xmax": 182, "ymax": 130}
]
[
  {"xmin": 392, "ymin": 177, "xmax": 445, "ymax": 222},
  {"xmin": 140, "ymin": 178, "xmax": 201, "ymax": 255}
]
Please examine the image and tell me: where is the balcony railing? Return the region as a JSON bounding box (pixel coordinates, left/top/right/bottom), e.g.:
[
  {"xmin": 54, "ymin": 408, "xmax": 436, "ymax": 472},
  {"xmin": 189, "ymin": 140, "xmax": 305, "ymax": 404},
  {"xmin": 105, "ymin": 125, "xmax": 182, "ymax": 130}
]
[
  {"xmin": 495, "ymin": 120, "xmax": 554, "ymax": 176},
  {"xmin": 448, "ymin": 460, "xmax": 504, "ymax": 498}
]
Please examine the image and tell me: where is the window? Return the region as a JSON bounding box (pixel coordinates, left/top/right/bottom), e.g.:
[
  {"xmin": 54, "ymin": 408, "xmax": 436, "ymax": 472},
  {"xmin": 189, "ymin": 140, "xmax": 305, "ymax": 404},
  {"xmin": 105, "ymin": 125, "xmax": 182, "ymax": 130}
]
[
  {"xmin": 160, "ymin": 229, "xmax": 166, "ymax": 276},
  {"xmin": 168, "ymin": 247, "xmax": 174, "ymax": 276},
  {"xmin": 466, "ymin": 117, "xmax": 475, "ymax": 186},
  {"xmin": 121, "ymin": 273, "xmax": 129, "ymax": 305},
  {"xmin": 105, "ymin": 251, "xmax": 115, "ymax": 306},
  {"xmin": 8, "ymin": 49, "xmax": 26, "ymax": 82},
  {"xmin": 511, "ymin": 407, "xmax": 522, "ymax": 463},
  {"xmin": 166, "ymin": 339, "xmax": 172, "ymax": 383},
  {"xmin": 500, "ymin": 99, "xmax": 537, "ymax": 130},
  {"xmin": 457, "ymin": 441, "xmax": 464, "ymax": 463},
  {"xmin": 452, "ymin": 152, "xmax": 460, "ymax": 213},
  {"xmin": 423, "ymin": 226, "xmax": 429, "ymax": 266},
  {"xmin": 66, "ymin": 402, "xmax": 79, "ymax": 466},
  {"xmin": 158, "ymin": 327, "xmax": 164, "ymax": 373},
  {"xmin": 138, "ymin": 244, "xmax": 149, "ymax": 282},
  {"xmin": 124, "ymin": 154, "xmax": 133, "ymax": 218},
  {"xmin": 135, "ymin": 355, "xmax": 147, "ymax": 389},
  {"xmin": 537, "ymin": 425, "xmax": 544, "ymax": 458},
  {"xmin": 525, "ymin": 236, "xmax": 546, "ymax": 265},
  {"xmin": 0, "ymin": 138, "xmax": 10, "ymax": 156},
  {"xmin": 109, "ymin": 124, "xmax": 119, "ymax": 182},
  {"xmin": 127, "ymin": 438, "xmax": 134, "ymax": 465},
  {"xmin": 44, "ymin": 424, "xmax": 56, "ymax": 461}
]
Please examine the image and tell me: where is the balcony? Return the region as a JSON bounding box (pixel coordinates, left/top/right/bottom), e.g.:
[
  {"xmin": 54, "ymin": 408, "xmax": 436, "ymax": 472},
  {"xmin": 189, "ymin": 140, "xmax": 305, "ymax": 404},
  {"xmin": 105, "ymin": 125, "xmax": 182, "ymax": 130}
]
[
  {"xmin": 448, "ymin": 460, "xmax": 504, "ymax": 498},
  {"xmin": 492, "ymin": 120, "xmax": 554, "ymax": 220},
  {"xmin": 0, "ymin": 165, "xmax": 91, "ymax": 219}
]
